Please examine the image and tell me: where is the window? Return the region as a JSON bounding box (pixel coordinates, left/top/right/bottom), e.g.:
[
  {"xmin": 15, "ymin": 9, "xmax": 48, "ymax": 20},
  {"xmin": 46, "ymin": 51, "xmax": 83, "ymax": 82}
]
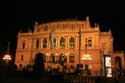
[
  {"xmin": 88, "ymin": 40, "xmax": 92, "ymax": 47},
  {"xmin": 21, "ymin": 55, "xmax": 23, "ymax": 61},
  {"xmin": 50, "ymin": 53, "xmax": 55, "ymax": 63},
  {"xmin": 60, "ymin": 37, "xmax": 65, "ymax": 48},
  {"xmin": 43, "ymin": 38, "xmax": 47, "ymax": 48},
  {"xmin": 22, "ymin": 41, "xmax": 25, "ymax": 49},
  {"xmin": 36, "ymin": 39, "xmax": 40, "ymax": 48},
  {"xmin": 53, "ymin": 38, "xmax": 56, "ymax": 48},
  {"xmin": 69, "ymin": 53, "xmax": 75, "ymax": 63},
  {"xmin": 85, "ymin": 38, "xmax": 92, "ymax": 47},
  {"xmin": 59, "ymin": 53, "xmax": 67, "ymax": 64},
  {"xmin": 69, "ymin": 37, "xmax": 75, "ymax": 48}
]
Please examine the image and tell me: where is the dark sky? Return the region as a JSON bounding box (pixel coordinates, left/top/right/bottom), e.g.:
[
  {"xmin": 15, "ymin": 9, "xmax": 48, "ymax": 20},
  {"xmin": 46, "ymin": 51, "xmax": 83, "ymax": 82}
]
[{"xmin": 1, "ymin": 0, "xmax": 125, "ymax": 56}]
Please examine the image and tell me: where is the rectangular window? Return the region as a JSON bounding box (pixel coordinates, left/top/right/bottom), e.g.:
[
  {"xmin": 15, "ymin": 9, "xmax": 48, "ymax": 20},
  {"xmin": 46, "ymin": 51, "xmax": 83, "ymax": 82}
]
[
  {"xmin": 22, "ymin": 42, "xmax": 25, "ymax": 49},
  {"xmin": 21, "ymin": 55, "xmax": 23, "ymax": 61},
  {"xmin": 88, "ymin": 40, "xmax": 92, "ymax": 47},
  {"xmin": 69, "ymin": 56, "xmax": 75, "ymax": 63}
]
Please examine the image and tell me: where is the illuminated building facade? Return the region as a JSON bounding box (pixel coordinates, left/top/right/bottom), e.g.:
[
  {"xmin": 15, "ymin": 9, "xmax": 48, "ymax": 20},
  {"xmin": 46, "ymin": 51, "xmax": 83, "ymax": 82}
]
[{"xmin": 15, "ymin": 16, "xmax": 125, "ymax": 76}]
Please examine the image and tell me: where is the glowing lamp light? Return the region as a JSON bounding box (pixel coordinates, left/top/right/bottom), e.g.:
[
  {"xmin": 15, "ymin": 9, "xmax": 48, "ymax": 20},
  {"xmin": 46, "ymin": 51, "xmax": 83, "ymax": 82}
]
[
  {"xmin": 82, "ymin": 54, "xmax": 92, "ymax": 61},
  {"xmin": 45, "ymin": 53, "xmax": 49, "ymax": 56},
  {"xmin": 3, "ymin": 54, "xmax": 12, "ymax": 63},
  {"xmin": 55, "ymin": 53, "xmax": 58, "ymax": 55},
  {"xmin": 65, "ymin": 53, "xmax": 69, "ymax": 55}
]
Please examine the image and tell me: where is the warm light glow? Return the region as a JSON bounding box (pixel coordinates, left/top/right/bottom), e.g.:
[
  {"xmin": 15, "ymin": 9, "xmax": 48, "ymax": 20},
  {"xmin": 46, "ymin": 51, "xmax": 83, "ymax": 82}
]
[
  {"xmin": 46, "ymin": 53, "xmax": 49, "ymax": 56},
  {"xmin": 65, "ymin": 53, "xmax": 69, "ymax": 55},
  {"xmin": 82, "ymin": 54, "xmax": 92, "ymax": 61},
  {"xmin": 55, "ymin": 53, "xmax": 58, "ymax": 55},
  {"xmin": 3, "ymin": 54, "xmax": 12, "ymax": 62}
]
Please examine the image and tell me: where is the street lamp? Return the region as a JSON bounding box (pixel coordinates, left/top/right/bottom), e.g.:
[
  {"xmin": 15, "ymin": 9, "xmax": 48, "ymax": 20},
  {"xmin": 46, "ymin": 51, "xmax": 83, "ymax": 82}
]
[
  {"xmin": 2, "ymin": 42, "xmax": 12, "ymax": 83},
  {"xmin": 3, "ymin": 42, "xmax": 12, "ymax": 64},
  {"xmin": 3, "ymin": 54, "xmax": 12, "ymax": 64},
  {"xmin": 2, "ymin": 53, "xmax": 12, "ymax": 83}
]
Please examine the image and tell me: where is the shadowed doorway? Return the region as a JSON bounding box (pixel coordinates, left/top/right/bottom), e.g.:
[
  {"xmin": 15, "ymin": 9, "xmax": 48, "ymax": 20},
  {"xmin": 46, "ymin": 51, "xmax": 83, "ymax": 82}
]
[{"xmin": 115, "ymin": 57, "xmax": 122, "ymax": 70}]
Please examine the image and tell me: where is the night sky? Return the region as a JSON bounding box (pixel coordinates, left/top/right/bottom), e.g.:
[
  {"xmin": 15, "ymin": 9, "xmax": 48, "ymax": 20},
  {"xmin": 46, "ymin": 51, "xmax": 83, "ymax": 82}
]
[{"xmin": 0, "ymin": 1, "xmax": 125, "ymax": 57}]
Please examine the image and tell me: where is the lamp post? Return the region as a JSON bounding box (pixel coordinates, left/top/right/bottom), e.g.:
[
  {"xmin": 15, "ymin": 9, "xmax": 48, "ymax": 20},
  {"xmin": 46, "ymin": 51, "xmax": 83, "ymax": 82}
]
[
  {"xmin": 2, "ymin": 42, "xmax": 12, "ymax": 83},
  {"xmin": 77, "ymin": 27, "xmax": 83, "ymax": 83},
  {"xmin": 3, "ymin": 54, "xmax": 12, "ymax": 64},
  {"xmin": 2, "ymin": 53, "xmax": 12, "ymax": 83},
  {"xmin": 78, "ymin": 27, "xmax": 84, "ymax": 74},
  {"xmin": 3, "ymin": 42, "xmax": 12, "ymax": 64},
  {"xmin": 78, "ymin": 28, "xmax": 81, "ymax": 65}
]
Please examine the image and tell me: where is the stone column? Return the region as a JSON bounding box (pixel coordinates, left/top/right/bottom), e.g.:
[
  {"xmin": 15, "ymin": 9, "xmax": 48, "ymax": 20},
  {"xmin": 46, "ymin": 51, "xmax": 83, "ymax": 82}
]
[
  {"xmin": 40, "ymin": 38, "xmax": 43, "ymax": 48},
  {"xmin": 65, "ymin": 36, "xmax": 68, "ymax": 49},
  {"xmin": 75, "ymin": 36, "xmax": 79, "ymax": 49},
  {"xmin": 57, "ymin": 36, "xmax": 60, "ymax": 48},
  {"xmin": 47, "ymin": 38, "xmax": 50, "ymax": 49}
]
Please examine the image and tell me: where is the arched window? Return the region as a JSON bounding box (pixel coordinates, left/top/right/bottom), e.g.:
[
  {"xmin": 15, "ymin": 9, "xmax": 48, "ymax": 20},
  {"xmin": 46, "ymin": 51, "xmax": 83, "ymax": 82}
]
[
  {"xmin": 43, "ymin": 38, "xmax": 47, "ymax": 48},
  {"xmin": 69, "ymin": 37, "xmax": 75, "ymax": 48},
  {"xmin": 36, "ymin": 39, "xmax": 40, "ymax": 48},
  {"xmin": 69, "ymin": 53, "xmax": 75, "ymax": 63},
  {"xmin": 59, "ymin": 53, "xmax": 67, "ymax": 64},
  {"xmin": 53, "ymin": 38, "xmax": 56, "ymax": 48},
  {"xmin": 50, "ymin": 53, "xmax": 55, "ymax": 63},
  {"xmin": 60, "ymin": 37, "xmax": 65, "ymax": 48}
]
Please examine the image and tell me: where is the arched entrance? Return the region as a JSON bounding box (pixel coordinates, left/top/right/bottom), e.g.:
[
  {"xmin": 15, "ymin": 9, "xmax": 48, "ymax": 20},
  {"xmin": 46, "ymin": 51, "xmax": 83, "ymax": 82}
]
[
  {"xmin": 115, "ymin": 56, "xmax": 122, "ymax": 78},
  {"xmin": 115, "ymin": 57, "xmax": 122, "ymax": 70}
]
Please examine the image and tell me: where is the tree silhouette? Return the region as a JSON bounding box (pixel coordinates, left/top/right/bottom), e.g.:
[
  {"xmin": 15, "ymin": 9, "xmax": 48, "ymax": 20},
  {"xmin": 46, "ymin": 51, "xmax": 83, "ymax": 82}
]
[{"xmin": 33, "ymin": 53, "xmax": 45, "ymax": 79}]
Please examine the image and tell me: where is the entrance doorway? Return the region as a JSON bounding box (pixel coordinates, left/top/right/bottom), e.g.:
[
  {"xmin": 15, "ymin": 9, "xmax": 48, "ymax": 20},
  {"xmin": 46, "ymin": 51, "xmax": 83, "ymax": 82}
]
[{"xmin": 115, "ymin": 57, "xmax": 122, "ymax": 70}]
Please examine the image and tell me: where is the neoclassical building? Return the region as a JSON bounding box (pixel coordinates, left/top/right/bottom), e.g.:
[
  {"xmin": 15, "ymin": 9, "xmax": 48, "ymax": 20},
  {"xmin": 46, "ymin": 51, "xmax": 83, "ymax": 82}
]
[{"xmin": 15, "ymin": 16, "xmax": 125, "ymax": 77}]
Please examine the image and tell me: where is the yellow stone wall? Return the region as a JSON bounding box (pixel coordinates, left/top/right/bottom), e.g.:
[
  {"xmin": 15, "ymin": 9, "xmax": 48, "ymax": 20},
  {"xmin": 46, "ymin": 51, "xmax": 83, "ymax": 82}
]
[{"xmin": 15, "ymin": 16, "xmax": 125, "ymax": 76}]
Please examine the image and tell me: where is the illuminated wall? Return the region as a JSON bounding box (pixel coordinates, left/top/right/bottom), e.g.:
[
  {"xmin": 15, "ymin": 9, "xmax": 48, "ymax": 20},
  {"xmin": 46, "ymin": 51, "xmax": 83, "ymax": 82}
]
[{"xmin": 15, "ymin": 16, "xmax": 125, "ymax": 76}]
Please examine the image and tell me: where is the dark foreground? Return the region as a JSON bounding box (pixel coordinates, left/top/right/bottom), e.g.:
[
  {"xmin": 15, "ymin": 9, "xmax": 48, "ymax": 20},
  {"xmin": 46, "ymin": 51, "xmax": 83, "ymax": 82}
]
[
  {"xmin": 0, "ymin": 70, "xmax": 125, "ymax": 83},
  {"xmin": 0, "ymin": 63, "xmax": 125, "ymax": 83}
]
